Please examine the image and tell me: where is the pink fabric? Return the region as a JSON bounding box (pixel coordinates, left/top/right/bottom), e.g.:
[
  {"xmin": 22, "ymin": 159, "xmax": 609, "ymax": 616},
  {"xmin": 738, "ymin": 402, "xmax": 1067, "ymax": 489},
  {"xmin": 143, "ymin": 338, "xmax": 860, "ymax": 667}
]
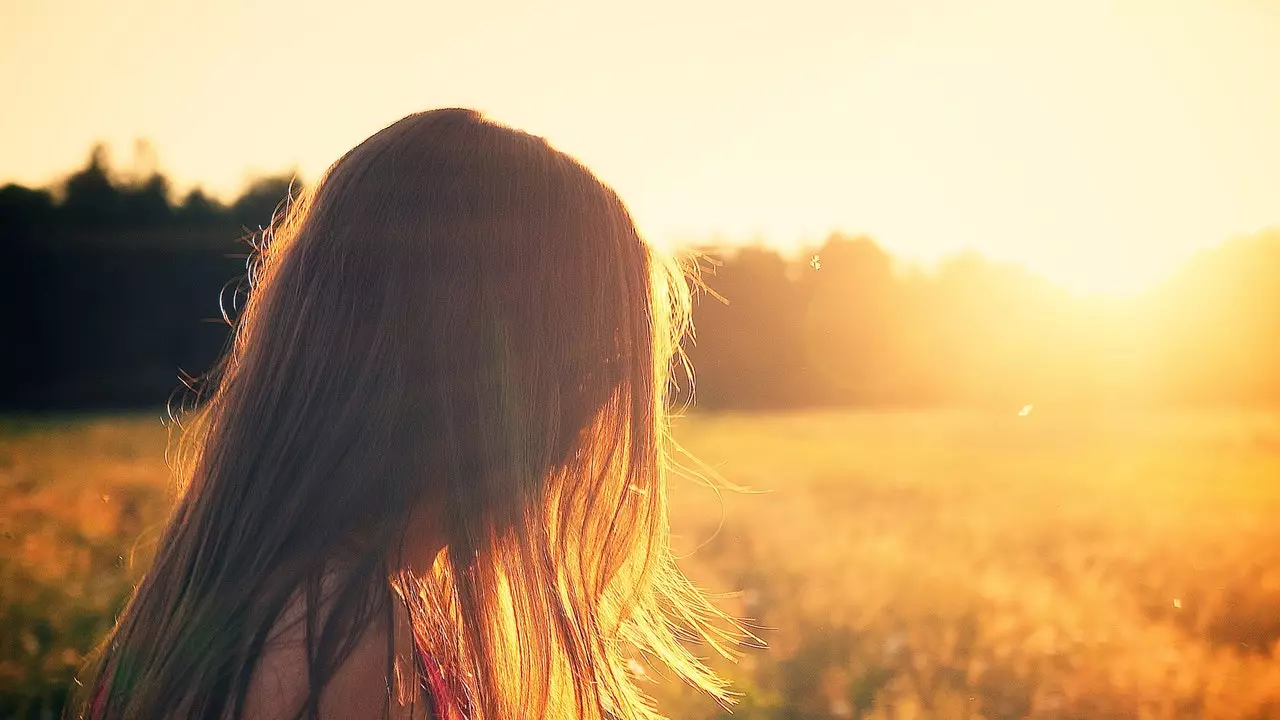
[
  {"xmin": 89, "ymin": 682, "xmax": 106, "ymax": 720},
  {"xmin": 420, "ymin": 652, "xmax": 469, "ymax": 720}
]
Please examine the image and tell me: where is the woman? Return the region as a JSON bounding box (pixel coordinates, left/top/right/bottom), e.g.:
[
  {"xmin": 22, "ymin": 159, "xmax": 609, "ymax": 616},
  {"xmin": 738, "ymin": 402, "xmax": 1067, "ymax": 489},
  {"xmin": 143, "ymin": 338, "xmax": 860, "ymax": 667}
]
[{"xmin": 75, "ymin": 109, "xmax": 738, "ymax": 719}]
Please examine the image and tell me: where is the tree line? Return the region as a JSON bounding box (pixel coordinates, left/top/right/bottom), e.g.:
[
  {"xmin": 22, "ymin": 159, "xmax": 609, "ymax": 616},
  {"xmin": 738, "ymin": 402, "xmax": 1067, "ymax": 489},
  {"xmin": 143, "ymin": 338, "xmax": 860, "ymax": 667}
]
[
  {"xmin": 2, "ymin": 146, "xmax": 1278, "ymax": 411},
  {"xmin": 0, "ymin": 145, "xmax": 293, "ymax": 410},
  {"xmin": 684, "ymin": 233, "xmax": 1280, "ymax": 409}
]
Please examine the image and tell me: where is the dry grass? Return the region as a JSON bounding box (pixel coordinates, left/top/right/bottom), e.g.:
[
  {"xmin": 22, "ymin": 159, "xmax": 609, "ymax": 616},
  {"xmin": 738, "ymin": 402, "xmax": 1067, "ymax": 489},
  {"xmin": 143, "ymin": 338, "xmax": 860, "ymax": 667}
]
[
  {"xmin": 658, "ymin": 410, "xmax": 1280, "ymax": 719},
  {"xmin": 0, "ymin": 415, "xmax": 172, "ymax": 717},
  {"xmin": 3, "ymin": 410, "xmax": 1280, "ymax": 719}
]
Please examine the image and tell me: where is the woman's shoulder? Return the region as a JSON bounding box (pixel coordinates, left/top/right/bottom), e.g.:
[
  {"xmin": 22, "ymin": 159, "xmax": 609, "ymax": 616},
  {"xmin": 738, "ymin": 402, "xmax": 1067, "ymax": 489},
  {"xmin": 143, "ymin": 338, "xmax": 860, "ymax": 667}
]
[{"xmin": 242, "ymin": 579, "xmax": 431, "ymax": 720}]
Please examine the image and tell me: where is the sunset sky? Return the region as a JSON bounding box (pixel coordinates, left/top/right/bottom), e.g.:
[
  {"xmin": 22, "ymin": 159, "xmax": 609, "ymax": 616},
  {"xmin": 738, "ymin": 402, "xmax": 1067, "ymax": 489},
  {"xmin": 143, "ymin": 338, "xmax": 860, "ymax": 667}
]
[{"xmin": 3, "ymin": 0, "xmax": 1279, "ymax": 294}]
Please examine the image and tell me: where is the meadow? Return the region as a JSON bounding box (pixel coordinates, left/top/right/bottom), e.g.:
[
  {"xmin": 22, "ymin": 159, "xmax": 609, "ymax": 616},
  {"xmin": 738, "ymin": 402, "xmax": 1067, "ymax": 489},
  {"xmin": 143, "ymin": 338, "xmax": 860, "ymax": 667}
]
[{"xmin": 3, "ymin": 410, "xmax": 1280, "ymax": 719}]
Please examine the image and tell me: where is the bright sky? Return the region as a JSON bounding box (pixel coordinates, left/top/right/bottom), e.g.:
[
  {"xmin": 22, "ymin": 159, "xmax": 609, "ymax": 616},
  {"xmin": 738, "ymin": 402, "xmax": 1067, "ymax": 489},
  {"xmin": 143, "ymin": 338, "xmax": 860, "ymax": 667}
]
[{"xmin": 3, "ymin": 0, "xmax": 1279, "ymax": 294}]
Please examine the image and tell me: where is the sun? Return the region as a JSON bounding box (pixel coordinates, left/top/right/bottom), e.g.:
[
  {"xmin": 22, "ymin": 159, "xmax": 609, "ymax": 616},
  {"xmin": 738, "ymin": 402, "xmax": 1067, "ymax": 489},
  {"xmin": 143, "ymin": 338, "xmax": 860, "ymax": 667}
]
[{"xmin": 1019, "ymin": 252, "xmax": 1185, "ymax": 297}]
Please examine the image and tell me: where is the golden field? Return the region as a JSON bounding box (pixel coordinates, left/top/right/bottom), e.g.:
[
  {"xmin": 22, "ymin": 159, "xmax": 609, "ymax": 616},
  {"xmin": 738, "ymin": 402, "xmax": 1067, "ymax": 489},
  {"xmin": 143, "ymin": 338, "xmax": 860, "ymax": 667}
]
[{"xmin": 3, "ymin": 410, "xmax": 1280, "ymax": 719}]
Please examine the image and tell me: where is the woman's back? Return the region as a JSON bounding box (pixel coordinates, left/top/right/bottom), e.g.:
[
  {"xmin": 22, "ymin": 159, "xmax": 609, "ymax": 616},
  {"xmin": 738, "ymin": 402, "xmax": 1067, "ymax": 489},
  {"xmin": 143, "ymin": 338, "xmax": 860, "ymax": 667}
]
[{"xmin": 240, "ymin": 574, "xmax": 434, "ymax": 720}]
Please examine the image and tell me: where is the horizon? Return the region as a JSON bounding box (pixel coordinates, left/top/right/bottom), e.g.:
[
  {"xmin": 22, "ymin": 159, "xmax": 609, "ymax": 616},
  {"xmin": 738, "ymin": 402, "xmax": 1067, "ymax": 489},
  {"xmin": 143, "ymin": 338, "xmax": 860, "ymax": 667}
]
[
  {"xmin": 9, "ymin": 142, "xmax": 1279, "ymax": 301},
  {"xmin": 5, "ymin": 0, "xmax": 1280, "ymax": 294}
]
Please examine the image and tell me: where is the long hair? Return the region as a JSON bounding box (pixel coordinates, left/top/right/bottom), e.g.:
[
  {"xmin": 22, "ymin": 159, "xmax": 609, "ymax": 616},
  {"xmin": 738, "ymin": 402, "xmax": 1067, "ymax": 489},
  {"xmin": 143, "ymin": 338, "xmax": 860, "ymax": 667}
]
[{"xmin": 72, "ymin": 109, "xmax": 738, "ymax": 720}]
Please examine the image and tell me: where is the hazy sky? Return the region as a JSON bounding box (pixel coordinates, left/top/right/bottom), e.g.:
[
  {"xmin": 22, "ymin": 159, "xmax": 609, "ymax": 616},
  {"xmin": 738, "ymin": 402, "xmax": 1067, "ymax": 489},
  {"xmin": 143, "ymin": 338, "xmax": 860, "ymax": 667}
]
[{"xmin": 4, "ymin": 0, "xmax": 1279, "ymax": 293}]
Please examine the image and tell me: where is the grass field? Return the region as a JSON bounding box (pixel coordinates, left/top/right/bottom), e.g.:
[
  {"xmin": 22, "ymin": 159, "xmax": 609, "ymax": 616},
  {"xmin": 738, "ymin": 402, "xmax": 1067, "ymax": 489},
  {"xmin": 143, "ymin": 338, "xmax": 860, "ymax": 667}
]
[{"xmin": 4, "ymin": 410, "xmax": 1280, "ymax": 719}]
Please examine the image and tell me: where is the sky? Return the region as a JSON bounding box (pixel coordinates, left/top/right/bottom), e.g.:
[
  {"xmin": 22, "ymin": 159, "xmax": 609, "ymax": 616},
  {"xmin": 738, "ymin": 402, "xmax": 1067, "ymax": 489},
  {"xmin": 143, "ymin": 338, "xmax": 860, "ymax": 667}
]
[{"xmin": 3, "ymin": 0, "xmax": 1280, "ymax": 294}]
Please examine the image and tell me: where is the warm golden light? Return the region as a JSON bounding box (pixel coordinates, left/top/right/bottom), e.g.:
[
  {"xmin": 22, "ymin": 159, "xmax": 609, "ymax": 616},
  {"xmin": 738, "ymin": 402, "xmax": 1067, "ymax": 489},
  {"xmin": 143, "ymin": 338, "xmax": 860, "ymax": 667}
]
[
  {"xmin": 4, "ymin": 1, "xmax": 1279, "ymax": 295},
  {"xmin": 6, "ymin": 3, "xmax": 1280, "ymax": 718}
]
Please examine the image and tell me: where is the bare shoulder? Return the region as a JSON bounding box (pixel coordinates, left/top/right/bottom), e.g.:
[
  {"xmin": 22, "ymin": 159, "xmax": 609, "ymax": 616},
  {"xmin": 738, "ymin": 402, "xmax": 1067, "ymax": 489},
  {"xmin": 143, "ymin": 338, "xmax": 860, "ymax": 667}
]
[{"xmin": 242, "ymin": 584, "xmax": 429, "ymax": 720}]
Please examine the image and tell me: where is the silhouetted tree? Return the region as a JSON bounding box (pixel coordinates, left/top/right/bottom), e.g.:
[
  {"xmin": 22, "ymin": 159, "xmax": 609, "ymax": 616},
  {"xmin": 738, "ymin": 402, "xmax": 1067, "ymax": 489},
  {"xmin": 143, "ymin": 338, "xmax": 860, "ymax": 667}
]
[
  {"xmin": 0, "ymin": 183, "xmax": 55, "ymax": 233},
  {"xmin": 1151, "ymin": 231, "xmax": 1280, "ymax": 404},
  {"xmin": 120, "ymin": 173, "xmax": 173, "ymax": 225},
  {"xmin": 177, "ymin": 188, "xmax": 223, "ymax": 224},
  {"xmin": 62, "ymin": 144, "xmax": 121, "ymax": 224},
  {"xmin": 687, "ymin": 246, "xmax": 808, "ymax": 408},
  {"xmin": 231, "ymin": 175, "xmax": 299, "ymax": 230},
  {"xmin": 799, "ymin": 234, "xmax": 902, "ymax": 404}
]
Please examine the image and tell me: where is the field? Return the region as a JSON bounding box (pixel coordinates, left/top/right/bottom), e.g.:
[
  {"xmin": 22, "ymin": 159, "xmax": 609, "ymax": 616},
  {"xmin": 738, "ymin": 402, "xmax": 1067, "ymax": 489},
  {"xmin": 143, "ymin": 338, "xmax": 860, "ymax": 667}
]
[{"xmin": 4, "ymin": 410, "xmax": 1280, "ymax": 719}]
